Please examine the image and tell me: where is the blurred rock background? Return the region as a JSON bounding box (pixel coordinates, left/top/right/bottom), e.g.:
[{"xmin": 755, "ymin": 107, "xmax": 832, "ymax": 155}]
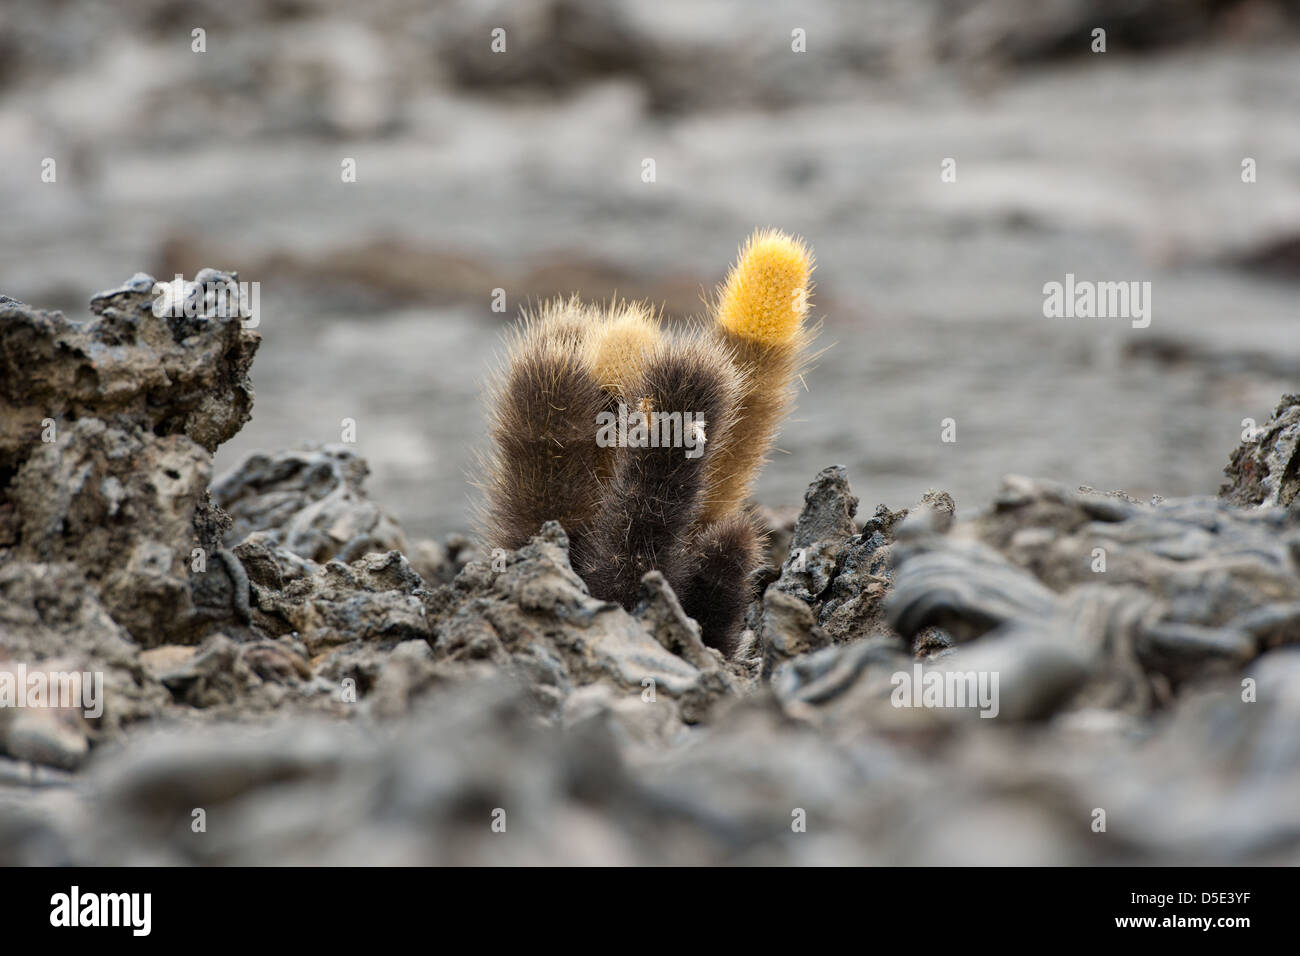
[{"xmin": 2, "ymin": 0, "xmax": 1298, "ymax": 536}]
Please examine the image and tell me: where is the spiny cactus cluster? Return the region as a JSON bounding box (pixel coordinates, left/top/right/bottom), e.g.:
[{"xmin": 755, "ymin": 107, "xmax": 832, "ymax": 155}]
[{"xmin": 480, "ymin": 229, "xmax": 815, "ymax": 655}]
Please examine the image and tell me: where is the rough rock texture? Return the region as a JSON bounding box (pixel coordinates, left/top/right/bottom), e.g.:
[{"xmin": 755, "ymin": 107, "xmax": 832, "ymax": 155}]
[
  {"xmin": 213, "ymin": 445, "xmax": 409, "ymax": 564},
  {"xmin": 768, "ymin": 465, "xmax": 860, "ymax": 605},
  {"xmin": 0, "ymin": 562, "xmax": 169, "ymax": 748},
  {"xmin": 1220, "ymin": 393, "xmax": 1300, "ymax": 510},
  {"xmin": 0, "ymin": 274, "xmax": 256, "ymax": 471},
  {"xmin": 428, "ymin": 522, "xmax": 735, "ymax": 724},
  {"xmin": 4, "ymin": 278, "xmax": 1300, "ymax": 864},
  {"xmin": 755, "ymin": 465, "xmax": 919, "ymax": 655},
  {"xmin": 0, "ymin": 274, "xmax": 259, "ymax": 646},
  {"xmin": 888, "ymin": 475, "xmax": 1299, "ymax": 713}
]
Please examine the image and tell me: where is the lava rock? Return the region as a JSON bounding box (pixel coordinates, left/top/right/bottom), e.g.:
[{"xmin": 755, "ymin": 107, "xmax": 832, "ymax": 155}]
[{"xmin": 1221, "ymin": 393, "xmax": 1300, "ymax": 510}]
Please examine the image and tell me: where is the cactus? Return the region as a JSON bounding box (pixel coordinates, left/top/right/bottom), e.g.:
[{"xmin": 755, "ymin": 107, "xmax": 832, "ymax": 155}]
[
  {"xmin": 702, "ymin": 228, "xmax": 815, "ymax": 525},
  {"xmin": 479, "ymin": 229, "xmax": 815, "ymax": 655}
]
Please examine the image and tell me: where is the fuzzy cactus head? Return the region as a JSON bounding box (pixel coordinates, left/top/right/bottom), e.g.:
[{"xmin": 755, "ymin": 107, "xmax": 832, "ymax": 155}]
[
  {"xmin": 715, "ymin": 228, "xmax": 814, "ymax": 347},
  {"xmin": 700, "ymin": 229, "xmax": 816, "ymax": 526},
  {"xmin": 587, "ymin": 302, "xmax": 663, "ymax": 397}
]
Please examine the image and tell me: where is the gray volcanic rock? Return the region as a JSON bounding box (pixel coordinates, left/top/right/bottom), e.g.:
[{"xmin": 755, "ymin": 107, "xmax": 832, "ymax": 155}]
[
  {"xmin": 429, "ymin": 522, "xmax": 731, "ymax": 723},
  {"xmin": 5, "ymin": 277, "xmax": 1300, "ymax": 864},
  {"xmin": 0, "ymin": 272, "xmax": 259, "ymax": 646},
  {"xmin": 8, "ymin": 420, "xmax": 215, "ymax": 645},
  {"xmin": 213, "ymin": 445, "xmax": 410, "ymax": 564},
  {"xmin": 887, "ymin": 475, "xmax": 1300, "ymax": 718},
  {"xmin": 1221, "ymin": 393, "xmax": 1300, "ymax": 510},
  {"xmin": 817, "ymin": 502, "xmax": 910, "ymax": 643},
  {"xmin": 250, "ymin": 548, "xmax": 435, "ymax": 655},
  {"xmin": 760, "ymin": 589, "xmax": 831, "ymax": 681},
  {"xmin": 759, "ymin": 467, "xmax": 917, "ymax": 651},
  {"xmin": 769, "ymin": 464, "xmax": 859, "ymax": 606},
  {"xmin": 0, "ymin": 562, "xmax": 169, "ymax": 741},
  {"xmin": 0, "ymin": 274, "xmax": 256, "ymax": 476}
]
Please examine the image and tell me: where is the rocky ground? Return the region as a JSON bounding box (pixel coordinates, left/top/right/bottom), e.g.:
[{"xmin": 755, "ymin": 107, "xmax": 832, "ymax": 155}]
[{"xmin": 1, "ymin": 275, "xmax": 1297, "ymax": 865}]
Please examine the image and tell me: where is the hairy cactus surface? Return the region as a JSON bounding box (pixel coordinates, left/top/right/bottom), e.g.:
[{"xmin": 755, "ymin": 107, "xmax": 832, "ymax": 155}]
[{"xmin": 479, "ymin": 229, "xmax": 815, "ymax": 654}]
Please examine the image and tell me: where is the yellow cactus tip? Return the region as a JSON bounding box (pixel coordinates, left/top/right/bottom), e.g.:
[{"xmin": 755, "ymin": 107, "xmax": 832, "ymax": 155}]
[
  {"xmin": 716, "ymin": 228, "xmax": 814, "ymax": 346},
  {"xmin": 588, "ymin": 303, "xmax": 662, "ymax": 391}
]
